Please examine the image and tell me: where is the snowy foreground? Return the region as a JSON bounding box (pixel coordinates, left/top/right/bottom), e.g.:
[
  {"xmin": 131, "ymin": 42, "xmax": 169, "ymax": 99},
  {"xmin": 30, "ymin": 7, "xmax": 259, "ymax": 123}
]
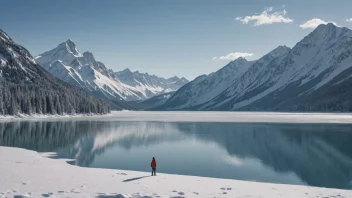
[
  {"xmin": 2, "ymin": 111, "xmax": 352, "ymax": 124},
  {"xmin": 1, "ymin": 147, "xmax": 351, "ymax": 198}
]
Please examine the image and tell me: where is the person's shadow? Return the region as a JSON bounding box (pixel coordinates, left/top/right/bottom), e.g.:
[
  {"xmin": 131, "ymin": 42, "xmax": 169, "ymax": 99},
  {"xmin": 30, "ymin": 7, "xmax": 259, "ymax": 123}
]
[{"xmin": 123, "ymin": 176, "xmax": 151, "ymax": 182}]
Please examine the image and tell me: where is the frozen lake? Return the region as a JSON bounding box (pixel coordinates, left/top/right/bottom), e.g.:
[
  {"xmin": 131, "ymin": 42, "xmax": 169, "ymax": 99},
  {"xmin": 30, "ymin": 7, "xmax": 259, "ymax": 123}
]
[{"xmin": 1, "ymin": 112, "xmax": 352, "ymax": 190}]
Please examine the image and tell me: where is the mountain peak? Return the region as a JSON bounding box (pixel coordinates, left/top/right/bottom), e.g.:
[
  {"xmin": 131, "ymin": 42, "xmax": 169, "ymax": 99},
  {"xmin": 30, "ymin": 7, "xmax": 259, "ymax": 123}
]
[
  {"xmin": 299, "ymin": 22, "xmax": 352, "ymax": 47},
  {"xmin": 268, "ymin": 45, "xmax": 291, "ymax": 57},
  {"xmin": 315, "ymin": 23, "xmax": 339, "ymax": 32},
  {"xmin": 168, "ymin": 76, "xmax": 180, "ymax": 81},
  {"xmin": 66, "ymin": 38, "xmax": 74, "ymax": 43},
  {"xmin": 235, "ymin": 57, "xmax": 247, "ymax": 61},
  {"xmin": 230, "ymin": 57, "xmax": 248, "ymax": 65},
  {"xmin": 0, "ymin": 29, "xmax": 11, "ymax": 43},
  {"xmin": 65, "ymin": 39, "xmax": 77, "ymax": 50},
  {"xmin": 122, "ymin": 68, "xmax": 132, "ymax": 73},
  {"xmin": 63, "ymin": 39, "xmax": 76, "ymax": 49},
  {"xmin": 56, "ymin": 39, "xmax": 81, "ymax": 57},
  {"xmin": 309, "ymin": 22, "xmax": 350, "ymax": 39},
  {"xmin": 275, "ymin": 45, "xmax": 290, "ymax": 50},
  {"xmin": 326, "ymin": 22, "xmax": 337, "ymax": 27}
]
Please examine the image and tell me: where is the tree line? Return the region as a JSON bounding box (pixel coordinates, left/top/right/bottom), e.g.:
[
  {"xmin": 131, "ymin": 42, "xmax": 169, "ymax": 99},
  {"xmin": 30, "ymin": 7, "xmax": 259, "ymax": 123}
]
[{"xmin": 0, "ymin": 81, "xmax": 110, "ymax": 115}]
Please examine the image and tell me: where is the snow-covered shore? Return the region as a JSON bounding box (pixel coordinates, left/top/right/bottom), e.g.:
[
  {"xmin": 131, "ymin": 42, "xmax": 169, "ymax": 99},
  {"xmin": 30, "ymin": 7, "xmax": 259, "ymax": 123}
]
[
  {"xmin": 0, "ymin": 146, "xmax": 351, "ymax": 198},
  {"xmin": 2, "ymin": 111, "xmax": 352, "ymax": 124},
  {"xmin": 0, "ymin": 112, "xmax": 113, "ymax": 121},
  {"xmin": 109, "ymin": 111, "xmax": 352, "ymax": 123}
]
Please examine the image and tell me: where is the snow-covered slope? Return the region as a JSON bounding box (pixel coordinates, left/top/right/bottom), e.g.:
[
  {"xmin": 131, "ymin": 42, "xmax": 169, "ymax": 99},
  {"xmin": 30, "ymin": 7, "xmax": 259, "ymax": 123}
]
[
  {"xmin": 160, "ymin": 23, "xmax": 352, "ymax": 112},
  {"xmin": 115, "ymin": 69, "xmax": 188, "ymax": 98},
  {"xmin": 35, "ymin": 41, "xmax": 188, "ymax": 105}
]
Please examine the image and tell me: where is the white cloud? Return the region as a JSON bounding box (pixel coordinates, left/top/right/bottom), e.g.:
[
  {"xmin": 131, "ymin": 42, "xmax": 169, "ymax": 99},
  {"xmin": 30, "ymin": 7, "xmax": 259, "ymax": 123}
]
[
  {"xmin": 346, "ymin": 18, "xmax": 352, "ymax": 22},
  {"xmin": 299, "ymin": 18, "xmax": 337, "ymax": 29},
  {"xmin": 212, "ymin": 52, "xmax": 254, "ymax": 60},
  {"xmin": 235, "ymin": 7, "xmax": 293, "ymax": 26}
]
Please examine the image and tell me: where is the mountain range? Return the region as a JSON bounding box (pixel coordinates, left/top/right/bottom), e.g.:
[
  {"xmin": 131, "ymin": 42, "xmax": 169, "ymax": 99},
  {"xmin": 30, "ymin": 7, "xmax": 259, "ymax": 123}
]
[
  {"xmin": 157, "ymin": 23, "xmax": 352, "ymax": 112},
  {"xmin": 1, "ymin": 23, "xmax": 351, "ymax": 113},
  {"xmin": 35, "ymin": 42, "xmax": 188, "ymax": 109},
  {"xmin": 114, "ymin": 69, "xmax": 188, "ymax": 98}
]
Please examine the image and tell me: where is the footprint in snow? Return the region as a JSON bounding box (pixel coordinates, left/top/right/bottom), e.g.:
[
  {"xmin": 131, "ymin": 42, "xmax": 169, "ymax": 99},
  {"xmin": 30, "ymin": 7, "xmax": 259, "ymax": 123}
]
[
  {"xmin": 14, "ymin": 194, "xmax": 31, "ymax": 198},
  {"xmin": 80, "ymin": 185, "xmax": 87, "ymax": 189},
  {"xmin": 70, "ymin": 189, "xmax": 80, "ymax": 193},
  {"xmin": 178, "ymin": 192, "xmax": 185, "ymax": 195},
  {"xmin": 116, "ymin": 173, "xmax": 128, "ymax": 175},
  {"xmin": 42, "ymin": 194, "xmax": 50, "ymax": 197},
  {"xmin": 227, "ymin": 188, "xmax": 232, "ymax": 190},
  {"xmin": 223, "ymin": 192, "xmax": 227, "ymax": 194}
]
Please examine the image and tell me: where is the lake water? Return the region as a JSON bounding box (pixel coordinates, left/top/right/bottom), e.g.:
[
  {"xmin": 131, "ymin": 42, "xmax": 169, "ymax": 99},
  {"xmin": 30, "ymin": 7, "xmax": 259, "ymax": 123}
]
[{"xmin": 1, "ymin": 116, "xmax": 352, "ymax": 190}]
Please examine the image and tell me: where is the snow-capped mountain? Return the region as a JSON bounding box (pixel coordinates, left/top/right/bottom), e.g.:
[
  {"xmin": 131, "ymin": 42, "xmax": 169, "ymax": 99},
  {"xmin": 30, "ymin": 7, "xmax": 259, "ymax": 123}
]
[
  {"xmin": 35, "ymin": 40, "xmax": 146, "ymax": 102},
  {"xmin": 159, "ymin": 23, "xmax": 352, "ymax": 112},
  {"xmin": 0, "ymin": 29, "xmax": 109, "ymax": 115},
  {"xmin": 158, "ymin": 57, "xmax": 258, "ymax": 109},
  {"xmin": 114, "ymin": 69, "xmax": 188, "ymax": 98},
  {"xmin": 199, "ymin": 45, "xmax": 291, "ymax": 110},
  {"xmin": 35, "ymin": 41, "xmax": 188, "ymax": 105}
]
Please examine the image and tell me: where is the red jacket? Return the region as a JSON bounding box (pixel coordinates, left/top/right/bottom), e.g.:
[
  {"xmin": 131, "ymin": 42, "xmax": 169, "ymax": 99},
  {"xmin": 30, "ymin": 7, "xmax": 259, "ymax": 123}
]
[{"xmin": 151, "ymin": 159, "xmax": 156, "ymax": 168}]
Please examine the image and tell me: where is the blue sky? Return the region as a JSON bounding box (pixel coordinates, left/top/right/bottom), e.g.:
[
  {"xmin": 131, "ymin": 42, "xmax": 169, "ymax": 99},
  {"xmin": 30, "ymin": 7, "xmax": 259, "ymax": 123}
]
[{"xmin": 1, "ymin": 0, "xmax": 352, "ymax": 80}]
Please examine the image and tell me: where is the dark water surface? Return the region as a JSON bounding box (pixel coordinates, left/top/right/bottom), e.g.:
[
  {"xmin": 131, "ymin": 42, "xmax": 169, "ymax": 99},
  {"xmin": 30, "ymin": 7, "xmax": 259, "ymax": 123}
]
[{"xmin": 1, "ymin": 120, "xmax": 352, "ymax": 190}]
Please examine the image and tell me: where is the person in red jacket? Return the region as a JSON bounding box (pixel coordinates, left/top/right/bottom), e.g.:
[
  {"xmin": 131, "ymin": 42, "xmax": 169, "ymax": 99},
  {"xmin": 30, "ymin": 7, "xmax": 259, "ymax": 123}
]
[{"xmin": 151, "ymin": 157, "xmax": 157, "ymax": 176}]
